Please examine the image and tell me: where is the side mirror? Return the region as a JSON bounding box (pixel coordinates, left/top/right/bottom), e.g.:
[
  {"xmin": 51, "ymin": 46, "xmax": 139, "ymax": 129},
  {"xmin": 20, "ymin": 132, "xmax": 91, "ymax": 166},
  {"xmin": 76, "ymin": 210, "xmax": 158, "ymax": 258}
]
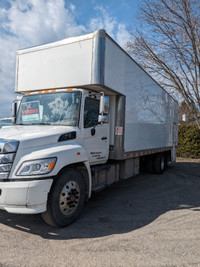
[
  {"xmin": 99, "ymin": 96, "xmax": 109, "ymax": 114},
  {"xmin": 98, "ymin": 114, "xmax": 109, "ymax": 123},
  {"xmin": 99, "ymin": 95, "xmax": 109, "ymax": 123},
  {"xmin": 12, "ymin": 101, "xmax": 17, "ymax": 124}
]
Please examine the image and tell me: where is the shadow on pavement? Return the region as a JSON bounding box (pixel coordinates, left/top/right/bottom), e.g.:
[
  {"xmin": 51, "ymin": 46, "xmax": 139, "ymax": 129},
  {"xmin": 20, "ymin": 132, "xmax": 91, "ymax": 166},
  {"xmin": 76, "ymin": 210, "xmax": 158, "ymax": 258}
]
[{"xmin": 0, "ymin": 162, "xmax": 200, "ymax": 240}]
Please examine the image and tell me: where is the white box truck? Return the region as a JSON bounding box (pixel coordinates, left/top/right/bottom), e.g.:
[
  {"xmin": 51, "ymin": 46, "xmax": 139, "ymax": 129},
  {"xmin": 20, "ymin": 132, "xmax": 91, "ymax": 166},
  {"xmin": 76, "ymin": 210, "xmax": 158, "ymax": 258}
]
[{"xmin": 0, "ymin": 30, "xmax": 178, "ymax": 227}]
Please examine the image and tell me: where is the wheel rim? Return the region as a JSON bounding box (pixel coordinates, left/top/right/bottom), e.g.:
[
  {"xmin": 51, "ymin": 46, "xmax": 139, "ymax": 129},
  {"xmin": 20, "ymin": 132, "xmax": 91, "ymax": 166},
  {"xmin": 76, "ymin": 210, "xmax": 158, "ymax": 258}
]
[{"xmin": 59, "ymin": 180, "xmax": 80, "ymax": 215}]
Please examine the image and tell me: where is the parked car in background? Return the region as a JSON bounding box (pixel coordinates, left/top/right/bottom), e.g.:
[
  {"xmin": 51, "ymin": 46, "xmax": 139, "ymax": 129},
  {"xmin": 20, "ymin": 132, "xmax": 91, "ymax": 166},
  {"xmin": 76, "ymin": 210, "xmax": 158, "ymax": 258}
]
[{"xmin": 0, "ymin": 118, "xmax": 12, "ymax": 128}]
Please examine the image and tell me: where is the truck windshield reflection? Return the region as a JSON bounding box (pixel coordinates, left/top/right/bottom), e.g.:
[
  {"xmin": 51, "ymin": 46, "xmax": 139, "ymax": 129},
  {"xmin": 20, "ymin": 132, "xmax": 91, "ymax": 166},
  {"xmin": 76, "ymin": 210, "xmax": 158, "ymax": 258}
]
[{"xmin": 16, "ymin": 91, "xmax": 81, "ymax": 126}]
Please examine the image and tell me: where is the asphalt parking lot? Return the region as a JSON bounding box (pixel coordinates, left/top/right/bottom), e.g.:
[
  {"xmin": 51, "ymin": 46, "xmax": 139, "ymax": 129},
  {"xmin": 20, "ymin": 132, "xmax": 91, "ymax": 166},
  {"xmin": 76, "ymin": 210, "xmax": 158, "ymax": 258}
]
[{"xmin": 0, "ymin": 159, "xmax": 200, "ymax": 267}]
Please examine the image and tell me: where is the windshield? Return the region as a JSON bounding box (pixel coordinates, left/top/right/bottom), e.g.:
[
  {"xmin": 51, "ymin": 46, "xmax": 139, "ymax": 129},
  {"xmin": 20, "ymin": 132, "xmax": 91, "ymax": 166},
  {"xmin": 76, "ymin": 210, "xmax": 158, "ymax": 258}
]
[{"xmin": 16, "ymin": 91, "xmax": 81, "ymax": 126}]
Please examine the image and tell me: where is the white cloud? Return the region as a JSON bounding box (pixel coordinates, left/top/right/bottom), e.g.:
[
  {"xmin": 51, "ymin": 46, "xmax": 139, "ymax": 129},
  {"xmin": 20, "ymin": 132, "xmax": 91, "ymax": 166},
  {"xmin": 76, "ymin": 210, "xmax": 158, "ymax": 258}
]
[
  {"xmin": 0, "ymin": 1, "xmax": 131, "ymax": 118},
  {"xmin": 89, "ymin": 6, "xmax": 117, "ymax": 37},
  {"xmin": 0, "ymin": 0, "xmax": 86, "ymax": 118},
  {"xmin": 4, "ymin": 0, "xmax": 86, "ymax": 44},
  {"xmin": 0, "ymin": 34, "xmax": 19, "ymax": 118},
  {"xmin": 89, "ymin": 6, "xmax": 131, "ymax": 48},
  {"xmin": 69, "ymin": 3, "xmax": 76, "ymax": 13},
  {"xmin": 116, "ymin": 24, "xmax": 131, "ymax": 48}
]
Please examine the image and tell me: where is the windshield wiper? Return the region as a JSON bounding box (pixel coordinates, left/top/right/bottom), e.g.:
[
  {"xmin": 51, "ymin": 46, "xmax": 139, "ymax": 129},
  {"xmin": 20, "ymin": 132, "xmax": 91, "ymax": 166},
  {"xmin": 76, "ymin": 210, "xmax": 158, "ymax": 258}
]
[
  {"xmin": 30, "ymin": 122, "xmax": 51, "ymax": 125},
  {"xmin": 16, "ymin": 123, "xmax": 51, "ymax": 125}
]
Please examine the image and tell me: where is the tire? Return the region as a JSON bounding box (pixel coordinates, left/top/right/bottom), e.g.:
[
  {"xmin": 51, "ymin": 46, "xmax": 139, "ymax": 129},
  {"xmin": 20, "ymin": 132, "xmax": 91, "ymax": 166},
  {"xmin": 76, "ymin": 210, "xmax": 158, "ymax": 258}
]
[
  {"xmin": 153, "ymin": 153, "xmax": 165, "ymax": 174},
  {"xmin": 164, "ymin": 154, "xmax": 168, "ymax": 171},
  {"xmin": 41, "ymin": 168, "xmax": 85, "ymax": 227}
]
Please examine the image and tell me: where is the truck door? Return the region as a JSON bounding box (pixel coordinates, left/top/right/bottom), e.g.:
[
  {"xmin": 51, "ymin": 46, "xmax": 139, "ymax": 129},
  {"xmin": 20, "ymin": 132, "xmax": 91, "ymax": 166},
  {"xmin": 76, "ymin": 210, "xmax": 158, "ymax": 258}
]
[{"xmin": 82, "ymin": 95, "xmax": 109, "ymax": 164}]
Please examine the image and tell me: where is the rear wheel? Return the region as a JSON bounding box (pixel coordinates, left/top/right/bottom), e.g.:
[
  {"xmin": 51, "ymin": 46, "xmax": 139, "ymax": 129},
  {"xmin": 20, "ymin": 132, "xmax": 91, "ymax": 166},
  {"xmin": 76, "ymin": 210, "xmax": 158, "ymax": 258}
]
[
  {"xmin": 41, "ymin": 168, "xmax": 85, "ymax": 227},
  {"xmin": 153, "ymin": 153, "xmax": 165, "ymax": 174}
]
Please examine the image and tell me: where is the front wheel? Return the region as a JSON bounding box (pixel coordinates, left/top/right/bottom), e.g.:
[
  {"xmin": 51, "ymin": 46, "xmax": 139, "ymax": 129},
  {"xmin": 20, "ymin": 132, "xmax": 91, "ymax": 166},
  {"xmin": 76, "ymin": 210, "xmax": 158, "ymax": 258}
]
[{"xmin": 41, "ymin": 168, "xmax": 85, "ymax": 227}]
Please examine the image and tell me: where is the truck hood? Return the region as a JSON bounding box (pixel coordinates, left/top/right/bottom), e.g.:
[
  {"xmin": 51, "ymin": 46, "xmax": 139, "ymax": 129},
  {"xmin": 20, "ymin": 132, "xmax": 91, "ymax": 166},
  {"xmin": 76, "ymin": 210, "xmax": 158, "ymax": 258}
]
[{"xmin": 0, "ymin": 125, "xmax": 79, "ymax": 149}]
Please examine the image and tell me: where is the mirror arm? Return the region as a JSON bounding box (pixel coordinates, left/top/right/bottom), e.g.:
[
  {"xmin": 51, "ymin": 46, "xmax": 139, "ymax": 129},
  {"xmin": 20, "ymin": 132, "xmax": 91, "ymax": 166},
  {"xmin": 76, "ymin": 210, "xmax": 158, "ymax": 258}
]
[{"xmin": 12, "ymin": 101, "xmax": 17, "ymax": 124}]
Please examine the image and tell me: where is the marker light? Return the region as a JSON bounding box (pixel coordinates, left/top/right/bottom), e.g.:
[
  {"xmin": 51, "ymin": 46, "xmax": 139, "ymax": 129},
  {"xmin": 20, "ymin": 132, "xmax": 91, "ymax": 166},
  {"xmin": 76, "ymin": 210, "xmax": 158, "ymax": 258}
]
[{"xmin": 17, "ymin": 158, "xmax": 56, "ymax": 176}]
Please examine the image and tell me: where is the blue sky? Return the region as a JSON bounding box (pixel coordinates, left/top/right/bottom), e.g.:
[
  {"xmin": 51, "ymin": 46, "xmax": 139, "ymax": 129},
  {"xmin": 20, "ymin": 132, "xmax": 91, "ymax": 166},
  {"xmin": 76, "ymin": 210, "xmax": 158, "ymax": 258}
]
[
  {"xmin": 64, "ymin": 0, "xmax": 138, "ymax": 27},
  {"xmin": 0, "ymin": 0, "xmax": 139, "ymax": 118}
]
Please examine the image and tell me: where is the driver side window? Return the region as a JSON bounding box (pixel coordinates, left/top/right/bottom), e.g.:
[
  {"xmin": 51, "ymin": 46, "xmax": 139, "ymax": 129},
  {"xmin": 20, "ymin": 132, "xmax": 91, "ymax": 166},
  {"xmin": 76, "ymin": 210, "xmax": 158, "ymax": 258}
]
[{"xmin": 84, "ymin": 97, "xmax": 99, "ymax": 128}]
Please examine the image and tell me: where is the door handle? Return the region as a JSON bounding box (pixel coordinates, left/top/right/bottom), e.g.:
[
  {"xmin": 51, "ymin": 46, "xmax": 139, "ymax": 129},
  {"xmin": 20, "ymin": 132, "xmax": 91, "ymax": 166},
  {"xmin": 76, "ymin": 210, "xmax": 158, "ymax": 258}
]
[{"xmin": 101, "ymin": 136, "xmax": 107, "ymax": 140}]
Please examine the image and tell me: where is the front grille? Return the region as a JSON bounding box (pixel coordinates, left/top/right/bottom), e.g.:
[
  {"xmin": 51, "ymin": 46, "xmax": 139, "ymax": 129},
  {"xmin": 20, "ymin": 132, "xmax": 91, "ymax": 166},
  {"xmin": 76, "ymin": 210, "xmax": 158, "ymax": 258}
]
[
  {"xmin": 0, "ymin": 153, "xmax": 16, "ymax": 180},
  {"xmin": 0, "ymin": 139, "xmax": 19, "ymax": 180}
]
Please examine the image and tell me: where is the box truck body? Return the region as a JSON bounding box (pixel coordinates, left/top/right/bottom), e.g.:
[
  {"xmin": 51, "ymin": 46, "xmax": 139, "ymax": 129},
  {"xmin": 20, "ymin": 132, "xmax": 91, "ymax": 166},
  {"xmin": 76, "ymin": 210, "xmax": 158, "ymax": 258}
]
[{"xmin": 0, "ymin": 30, "xmax": 178, "ymax": 226}]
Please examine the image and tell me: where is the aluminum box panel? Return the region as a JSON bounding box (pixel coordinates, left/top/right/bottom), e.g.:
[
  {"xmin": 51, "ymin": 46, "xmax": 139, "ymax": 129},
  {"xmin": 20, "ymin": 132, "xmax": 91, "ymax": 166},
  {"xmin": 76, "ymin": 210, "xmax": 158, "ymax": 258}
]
[
  {"xmin": 104, "ymin": 37, "xmax": 178, "ymax": 153},
  {"xmin": 16, "ymin": 37, "xmax": 93, "ymax": 92},
  {"xmin": 15, "ymin": 30, "xmax": 178, "ymax": 154}
]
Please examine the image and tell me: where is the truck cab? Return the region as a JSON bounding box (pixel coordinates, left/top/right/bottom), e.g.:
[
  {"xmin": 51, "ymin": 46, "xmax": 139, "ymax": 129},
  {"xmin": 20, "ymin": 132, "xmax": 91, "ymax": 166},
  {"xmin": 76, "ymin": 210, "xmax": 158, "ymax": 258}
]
[
  {"xmin": 15, "ymin": 88, "xmax": 110, "ymax": 165},
  {"xmin": 0, "ymin": 88, "xmax": 112, "ymax": 226}
]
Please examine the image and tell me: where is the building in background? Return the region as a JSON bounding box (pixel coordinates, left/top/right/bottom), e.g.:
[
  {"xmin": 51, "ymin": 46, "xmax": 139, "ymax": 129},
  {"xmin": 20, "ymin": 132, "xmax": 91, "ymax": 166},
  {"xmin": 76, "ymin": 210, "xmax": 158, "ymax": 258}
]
[{"xmin": 179, "ymin": 101, "xmax": 198, "ymax": 125}]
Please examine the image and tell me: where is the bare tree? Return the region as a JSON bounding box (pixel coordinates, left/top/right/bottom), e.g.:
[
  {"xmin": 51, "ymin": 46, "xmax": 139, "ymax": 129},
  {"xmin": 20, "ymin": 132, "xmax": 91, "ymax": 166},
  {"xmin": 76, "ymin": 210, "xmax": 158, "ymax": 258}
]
[{"xmin": 127, "ymin": 0, "xmax": 200, "ymax": 128}]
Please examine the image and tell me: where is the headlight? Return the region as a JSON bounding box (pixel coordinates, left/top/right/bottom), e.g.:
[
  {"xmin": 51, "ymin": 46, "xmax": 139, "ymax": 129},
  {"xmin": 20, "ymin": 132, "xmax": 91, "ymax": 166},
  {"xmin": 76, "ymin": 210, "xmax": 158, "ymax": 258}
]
[{"xmin": 17, "ymin": 158, "xmax": 57, "ymax": 176}]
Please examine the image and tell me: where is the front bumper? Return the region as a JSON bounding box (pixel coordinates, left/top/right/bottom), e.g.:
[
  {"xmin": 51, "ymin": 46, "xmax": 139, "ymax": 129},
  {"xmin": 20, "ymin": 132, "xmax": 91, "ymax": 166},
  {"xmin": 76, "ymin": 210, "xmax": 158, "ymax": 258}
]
[{"xmin": 0, "ymin": 179, "xmax": 53, "ymax": 214}]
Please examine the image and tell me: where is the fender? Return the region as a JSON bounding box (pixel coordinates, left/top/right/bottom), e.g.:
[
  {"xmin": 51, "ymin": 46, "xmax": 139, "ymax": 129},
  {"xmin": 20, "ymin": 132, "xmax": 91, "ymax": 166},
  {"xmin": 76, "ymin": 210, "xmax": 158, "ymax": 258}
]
[{"xmin": 10, "ymin": 140, "xmax": 92, "ymax": 197}]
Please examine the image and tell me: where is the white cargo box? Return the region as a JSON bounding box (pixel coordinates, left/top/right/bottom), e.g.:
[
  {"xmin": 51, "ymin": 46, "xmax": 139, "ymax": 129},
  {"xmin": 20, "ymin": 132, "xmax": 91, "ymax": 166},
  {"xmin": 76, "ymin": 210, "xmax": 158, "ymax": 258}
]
[{"xmin": 16, "ymin": 30, "xmax": 178, "ymax": 155}]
